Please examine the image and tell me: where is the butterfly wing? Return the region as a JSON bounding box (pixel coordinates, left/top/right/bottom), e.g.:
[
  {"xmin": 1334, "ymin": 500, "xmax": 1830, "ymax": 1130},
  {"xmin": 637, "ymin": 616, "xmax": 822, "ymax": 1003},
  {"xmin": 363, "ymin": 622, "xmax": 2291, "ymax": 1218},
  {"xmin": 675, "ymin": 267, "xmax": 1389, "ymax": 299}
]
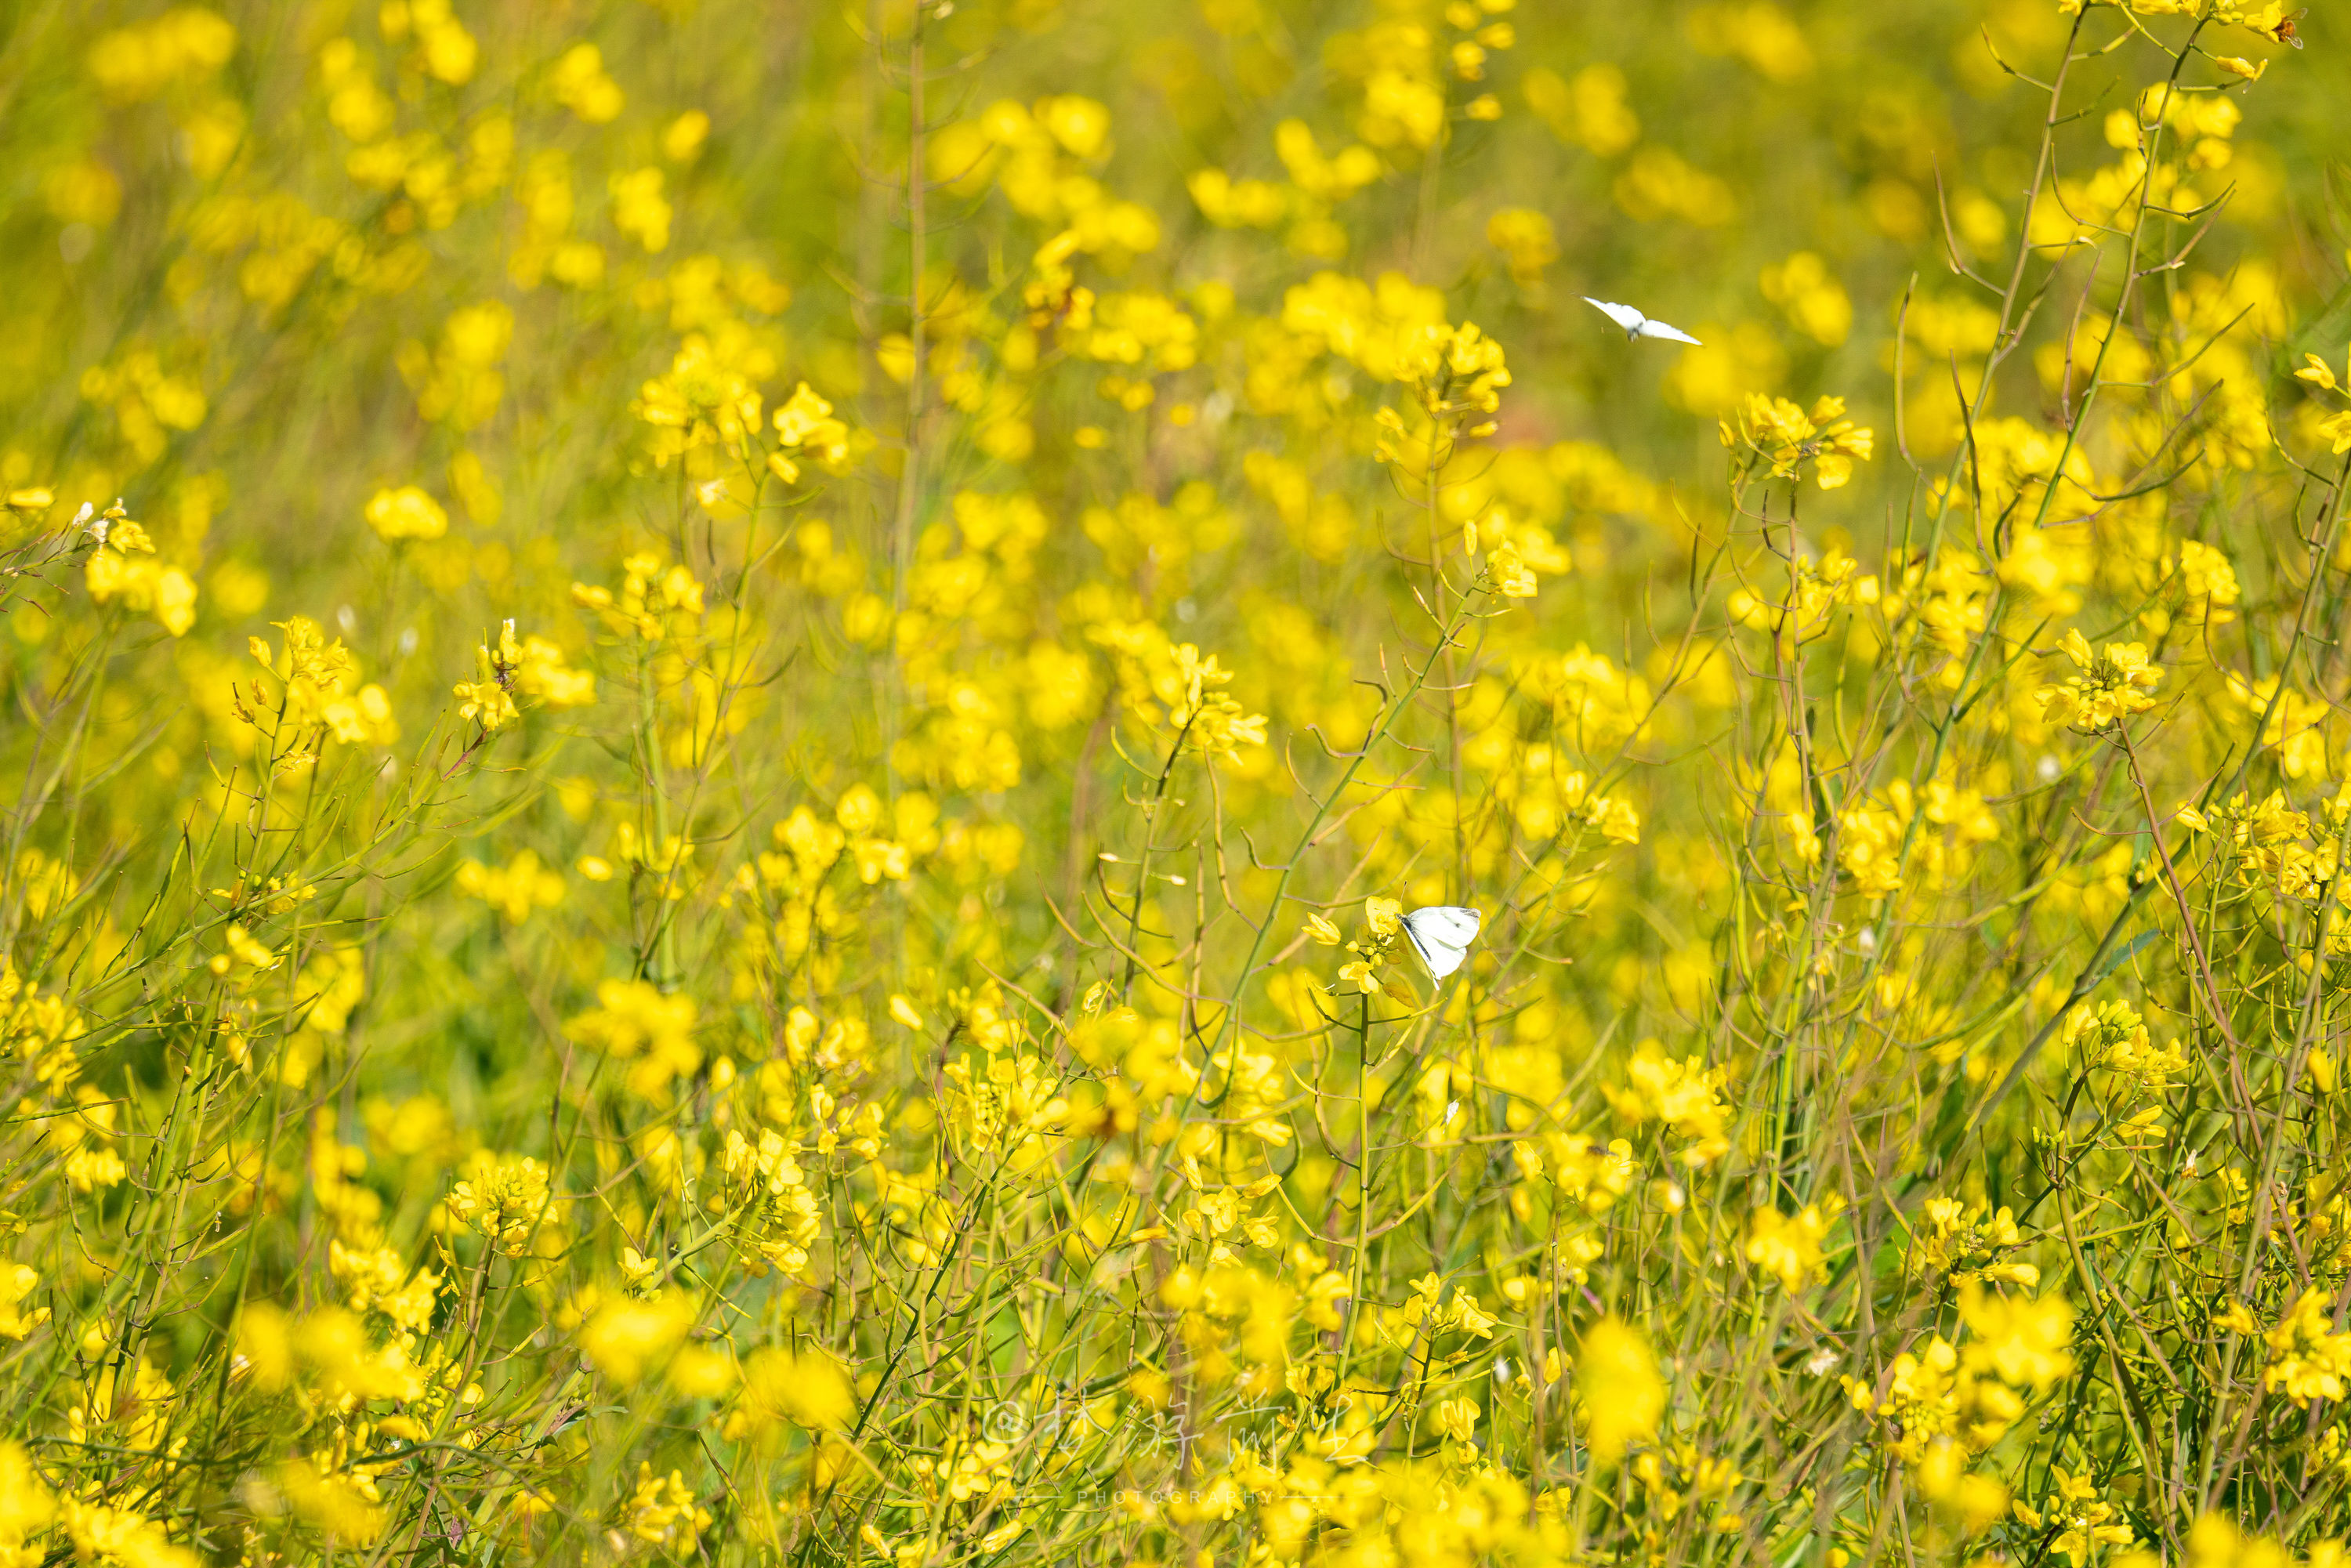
[
  {"xmin": 1407, "ymin": 906, "xmax": 1482, "ymax": 946},
  {"xmin": 1581, "ymin": 297, "xmax": 1646, "ymax": 331},
  {"xmin": 1633, "ymin": 318, "xmax": 1703, "ymax": 346},
  {"xmin": 1400, "ymin": 906, "xmax": 1483, "ymax": 979}
]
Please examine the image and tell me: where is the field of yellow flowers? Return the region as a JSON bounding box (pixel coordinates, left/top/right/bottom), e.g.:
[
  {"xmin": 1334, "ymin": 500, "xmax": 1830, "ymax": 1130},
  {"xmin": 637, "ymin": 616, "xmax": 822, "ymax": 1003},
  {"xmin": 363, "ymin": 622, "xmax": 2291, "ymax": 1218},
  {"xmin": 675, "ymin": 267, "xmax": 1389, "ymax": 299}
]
[{"xmin": 5, "ymin": 0, "xmax": 2351, "ymax": 1563}]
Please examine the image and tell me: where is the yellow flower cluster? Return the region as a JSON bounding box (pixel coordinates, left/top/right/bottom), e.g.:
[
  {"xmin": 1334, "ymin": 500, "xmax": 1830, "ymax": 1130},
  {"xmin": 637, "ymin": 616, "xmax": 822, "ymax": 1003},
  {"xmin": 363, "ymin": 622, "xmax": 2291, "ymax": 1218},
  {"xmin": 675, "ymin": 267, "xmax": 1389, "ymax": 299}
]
[
  {"xmin": 1844, "ymin": 1287, "xmax": 2076, "ymax": 1462},
  {"xmin": 444, "ymin": 1150, "xmax": 552, "ymax": 1257},
  {"xmin": 1909, "ymin": 1199, "xmax": 2041, "ymax": 1290},
  {"xmin": 2038, "ymin": 628, "xmax": 2164, "ymax": 733},
  {"xmin": 450, "ymin": 618, "xmax": 594, "ymax": 733},
  {"xmin": 2262, "ymin": 1288, "xmax": 2351, "ymax": 1407},
  {"xmin": 2065, "ymin": 998, "xmax": 2189, "ymax": 1094},
  {"xmin": 1720, "ymin": 392, "xmax": 1875, "ymax": 488},
  {"xmin": 0, "ymin": 2, "xmax": 2344, "ymax": 1563},
  {"xmin": 1744, "ymin": 1196, "xmax": 1842, "ymax": 1292},
  {"xmin": 82, "ymin": 502, "xmax": 197, "ymax": 636}
]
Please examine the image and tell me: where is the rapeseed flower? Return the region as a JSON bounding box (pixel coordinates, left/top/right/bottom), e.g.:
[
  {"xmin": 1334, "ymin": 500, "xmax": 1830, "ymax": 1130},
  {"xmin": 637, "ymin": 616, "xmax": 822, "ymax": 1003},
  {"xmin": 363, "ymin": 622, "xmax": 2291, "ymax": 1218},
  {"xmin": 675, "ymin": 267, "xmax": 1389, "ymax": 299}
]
[
  {"xmin": 0, "ymin": 2, "xmax": 2336, "ymax": 1559},
  {"xmin": 2262, "ymin": 1288, "xmax": 2351, "ymax": 1406},
  {"xmin": 1576, "ymin": 1316, "xmax": 1665, "ymax": 1465}
]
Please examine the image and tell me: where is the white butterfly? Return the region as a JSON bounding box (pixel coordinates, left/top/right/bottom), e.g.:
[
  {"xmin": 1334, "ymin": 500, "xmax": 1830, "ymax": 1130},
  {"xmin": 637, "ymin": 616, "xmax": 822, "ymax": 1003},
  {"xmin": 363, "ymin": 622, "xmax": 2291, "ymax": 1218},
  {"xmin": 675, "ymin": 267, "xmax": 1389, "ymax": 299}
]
[
  {"xmin": 1582, "ymin": 297, "xmax": 1704, "ymax": 346},
  {"xmin": 1399, "ymin": 905, "xmax": 1483, "ymax": 980}
]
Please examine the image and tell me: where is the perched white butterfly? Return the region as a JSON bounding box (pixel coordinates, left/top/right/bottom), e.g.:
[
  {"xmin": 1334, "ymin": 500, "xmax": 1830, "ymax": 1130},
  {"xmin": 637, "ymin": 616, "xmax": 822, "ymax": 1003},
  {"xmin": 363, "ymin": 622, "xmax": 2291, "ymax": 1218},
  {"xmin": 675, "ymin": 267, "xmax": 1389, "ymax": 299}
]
[
  {"xmin": 1582, "ymin": 297, "xmax": 1704, "ymax": 346},
  {"xmin": 1399, "ymin": 905, "xmax": 1483, "ymax": 980}
]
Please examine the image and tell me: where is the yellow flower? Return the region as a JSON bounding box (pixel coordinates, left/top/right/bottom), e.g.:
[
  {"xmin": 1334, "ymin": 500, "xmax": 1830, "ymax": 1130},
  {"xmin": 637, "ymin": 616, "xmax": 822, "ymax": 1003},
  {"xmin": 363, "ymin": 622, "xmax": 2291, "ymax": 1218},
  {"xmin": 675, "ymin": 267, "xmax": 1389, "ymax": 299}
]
[
  {"xmin": 0, "ymin": 1266, "xmax": 49, "ymax": 1342},
  {"xmin": 1576, "ymin": 1316, "xmax": 1665, "ymax": 1465},
  {"xmin": 729, "ymin": 1345, "xmax": 856, "ymax": 1436},
  {"xmin": 444, "ymin": 1151, "xmax": 552, "ymax": 1256},
  {"xmin": 1957, "ymin": 1284, "xmax": 2074, "ymax": 1392},
  {"xmin": 2037, "ymin": 629, "xmax": 2162, "ymax": 732},
  {"xmin": 1364, "ymin": 896, "xmax": 1403, "ymax": 938},
  {"xmin": 1486, "ymin": 208, "xmax": 1558, "ymax": 283},
  {"xmin": 278, "ymin": 1458, "xmax": 386, "ymax": 1544},
  {"xmin": 450, "ymin": 621, "xmax": 585, "ymax": 733},
  {"xmin": 452, "ymin": 675, "xmax": 519, "ymax": 732},
  {"xmin": 85, "ymin": 513, "xmax": 198, "ymax": 636},
  {"xmin": 2213, "ymin": 1298, "xmax": 2260, "ymax": 1337},
  {"xmin": 551, "ymin": 42, "xmax": 624, "ymax": 122},
  {"xmin": 1488, "ymin": 541, "xmax": 1538, "ymax": 597},
  {"xmin": 1603, "ymin": 1039, "xmax": 1732, "ymax": 1166},
  {"xmin": 2016, "ymin": 1466, "xmax": 2135, "ymax": 1567},
  {"xmin": 455, "ymin": 849, "xmax": 565, "ymax": 925},
  {"xmin": 567, "ymin": 980, "xmax": 701, "ymax": 1099},
  {"xmin": 1450, "ymin": 1291, "xmax": 1498, "ymax": 1338},
  {"xmin": 364, "ymin": 485, "xmax": 449, "ymax": 542},
  {"xmin": 2185, "ymin": 1514, "xmax": 2317, "ymax": 1568},
  {"xmin": 773, "ymin": 382, "xmax": 852, "ymax": 469},
  {"xmin": 1744, "ymin": 1199, "xmax": 1841, "ymax": 1292},
  {"xmin": 579, "ymin": 1291, "xmax": 694, "ymax": 1385},
  {"xmin": 2066, "ymin": 998, "xmax": 2189, "ymax": 1092},
  {"xmin": 0, "ymin": 1441, "xmax": 56, "ymax": 1559},
  {"xmin": 1912, "ymin": 1441, "xmax": 2009, "ymax": 1536},
  {"xmin": 1720, "ymin": 392, "xmax": 1874, "ymax": 488},
  {"xmin": 1909, "ymin": 1199, "xmax": 2039, "ymax": 1289},
  {"xmin": 1844, "ymin": 1336, "xmax": 1960, "ymax": 1462},
  {"xmin": 2262, "ymin": 1287, "xmax": 2351, "ymax": 1405},
  {"xmin": 58, "ymin": 1497, "xmax": 197, "ymax": 1568},
  {"xmin": 618, "ymin": 1464, "xmax": 709, "ymax": 1552}
]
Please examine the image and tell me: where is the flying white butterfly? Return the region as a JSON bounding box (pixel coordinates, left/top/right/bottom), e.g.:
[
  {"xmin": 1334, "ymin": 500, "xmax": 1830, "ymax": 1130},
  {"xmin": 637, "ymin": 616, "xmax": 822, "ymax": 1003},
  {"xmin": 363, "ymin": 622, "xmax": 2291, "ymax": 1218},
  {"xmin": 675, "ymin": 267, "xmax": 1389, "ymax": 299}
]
[
  {"xmin": 1582, "ymin": 297, "xmax": 1704, "ymax": 346},
  {"xmin": 1399, "ymin": 905, "xmax": 1483, "ymax": 980}
]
